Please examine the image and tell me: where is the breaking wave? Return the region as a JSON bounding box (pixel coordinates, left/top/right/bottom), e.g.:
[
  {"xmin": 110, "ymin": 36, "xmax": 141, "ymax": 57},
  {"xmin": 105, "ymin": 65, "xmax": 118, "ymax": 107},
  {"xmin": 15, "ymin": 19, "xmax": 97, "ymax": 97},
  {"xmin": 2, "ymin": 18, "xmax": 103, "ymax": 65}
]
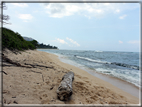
[{"xmin": 75, "ymin": 55, "xmax": 139, "ymax": 70}]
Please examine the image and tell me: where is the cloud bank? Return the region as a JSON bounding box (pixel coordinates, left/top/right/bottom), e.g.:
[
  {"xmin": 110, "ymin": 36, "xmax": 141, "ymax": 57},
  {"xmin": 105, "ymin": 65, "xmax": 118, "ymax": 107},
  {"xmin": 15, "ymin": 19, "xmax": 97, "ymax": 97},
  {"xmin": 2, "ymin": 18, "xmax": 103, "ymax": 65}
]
[
  {"xmin": 18, "ymin": 14, "xmax": 33, "ymax": 22},
  {"xmin": 56, "ymin": 38, "xmax": 68, "ymax": 44},
  {"xmin": 43, "ymin": 3, "xmax": 139, "ymax": 19},
  {"xmin": 55, "ymin": 37, "xmax": 80, "ymax": 47},
  {"xmin": 66, "ymin": 37, "xmax": 80, "ymax": 47}
]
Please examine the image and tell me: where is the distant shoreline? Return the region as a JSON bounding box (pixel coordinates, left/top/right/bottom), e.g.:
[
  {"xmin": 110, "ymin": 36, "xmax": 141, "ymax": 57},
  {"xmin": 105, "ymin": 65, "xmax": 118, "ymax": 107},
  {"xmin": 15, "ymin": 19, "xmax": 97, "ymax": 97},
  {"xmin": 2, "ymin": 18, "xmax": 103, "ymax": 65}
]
[{"xmin": 37, "ymin": 48, "xmax": 59, "ymax": 50}]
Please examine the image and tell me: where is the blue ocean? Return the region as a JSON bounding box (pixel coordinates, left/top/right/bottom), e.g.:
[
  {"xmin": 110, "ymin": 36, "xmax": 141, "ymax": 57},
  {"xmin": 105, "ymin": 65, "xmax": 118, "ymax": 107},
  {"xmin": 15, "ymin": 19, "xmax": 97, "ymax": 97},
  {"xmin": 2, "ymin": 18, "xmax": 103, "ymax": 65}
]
[{"xmin": 38, "ymin": 49, "xmax": 140, "ymax": 87}]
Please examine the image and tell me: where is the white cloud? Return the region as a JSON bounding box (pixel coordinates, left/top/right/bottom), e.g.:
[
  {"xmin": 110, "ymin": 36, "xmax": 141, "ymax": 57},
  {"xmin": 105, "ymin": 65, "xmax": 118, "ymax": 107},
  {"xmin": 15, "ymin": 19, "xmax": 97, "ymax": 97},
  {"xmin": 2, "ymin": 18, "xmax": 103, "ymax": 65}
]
[
  {"xmin": 45, "ymin": 3, "xmax": 81, "ymax": 18},
  {"xmin": 119, "ymin": 14, "xmax": 127, "ymax": 19},
  {"xmin": 12, "ymin": 3, "xmax": 28, "ymax": 7},
  {"xmin": 128, "ymin": 40, "xmax": 140, "ymax": 44},
  {"xmin": 66, "ymin": 37, "xmax": 80, "ymax": 47},
  {"xmin": 55, "ymin": 37, "xmax": 80, "ymax": 47},
  {"xmin": 18, "ymin": 14, "xmax": 33, "ymax": 20},
  {"xmin": 119, "ymin": 40, "xmax": 123, "ymax": 44},
  {"xmin": 115, "ymin": 9, "xmax": 120, "ymax": 13},
  {"xmin": 56, "ymin": 38, "xmax": 68, "ymax": 44},
  {"xmin": 43, "ymin": 3, "xmax": 139, "ymax": 19}
]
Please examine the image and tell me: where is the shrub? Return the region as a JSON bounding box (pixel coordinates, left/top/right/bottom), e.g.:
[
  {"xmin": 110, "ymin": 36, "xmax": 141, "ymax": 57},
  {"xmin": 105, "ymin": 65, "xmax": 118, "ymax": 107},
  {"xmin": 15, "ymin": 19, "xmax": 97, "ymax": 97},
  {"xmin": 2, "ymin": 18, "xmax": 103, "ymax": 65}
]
[{"xmin": 2, "ymin": 27, "xmax": 38, "ymax": 51}]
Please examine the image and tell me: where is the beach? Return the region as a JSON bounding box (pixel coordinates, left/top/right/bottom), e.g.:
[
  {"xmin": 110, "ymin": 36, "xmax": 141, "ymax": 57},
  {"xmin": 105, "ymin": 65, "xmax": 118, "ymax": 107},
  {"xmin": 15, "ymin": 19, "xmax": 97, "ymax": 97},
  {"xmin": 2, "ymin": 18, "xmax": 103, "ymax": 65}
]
[{"xmin": 2, "ymin": 49, "xmax": 140, "ymax": 105}]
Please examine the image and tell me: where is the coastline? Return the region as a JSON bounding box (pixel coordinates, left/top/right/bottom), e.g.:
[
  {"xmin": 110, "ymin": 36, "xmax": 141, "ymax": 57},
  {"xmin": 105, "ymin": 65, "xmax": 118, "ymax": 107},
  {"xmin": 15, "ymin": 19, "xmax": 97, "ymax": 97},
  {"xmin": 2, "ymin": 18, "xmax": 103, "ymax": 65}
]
[
  {"xmin": 71, "ymin": 64, "xmax": 140, "ymax": 98},
  {"xmin": 48, "ymin": 51, "xmax": 140, "ymax": 98},
  {"xmin": 37, "ymin": 49, "xmax": 140, "ymax": 98},
  {"xmin": 38, "ymin": 49, "xmax": 140, "ymax": 88},
  {"xmin": 2, "ymin": 49, "xmax": 140, "ymax": 105},
  {"xmin": 83, "ymin": 68, "xmax": 140, "ymax": 98}
]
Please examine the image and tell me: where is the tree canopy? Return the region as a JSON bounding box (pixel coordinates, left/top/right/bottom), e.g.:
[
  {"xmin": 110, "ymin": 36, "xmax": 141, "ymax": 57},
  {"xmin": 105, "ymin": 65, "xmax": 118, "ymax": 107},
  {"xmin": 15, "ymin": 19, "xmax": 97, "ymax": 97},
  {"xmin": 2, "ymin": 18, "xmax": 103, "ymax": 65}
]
[
  {"xmin": 38, "ymin": 43, "xmax": 58, "ymax": 49},
  {"xmin": 2, "ymin": 27, "xmax": 38, "ymax": 50},
  {"xmin": 2, "ymin": 27, "xmax": 58, "ymax": 51}
]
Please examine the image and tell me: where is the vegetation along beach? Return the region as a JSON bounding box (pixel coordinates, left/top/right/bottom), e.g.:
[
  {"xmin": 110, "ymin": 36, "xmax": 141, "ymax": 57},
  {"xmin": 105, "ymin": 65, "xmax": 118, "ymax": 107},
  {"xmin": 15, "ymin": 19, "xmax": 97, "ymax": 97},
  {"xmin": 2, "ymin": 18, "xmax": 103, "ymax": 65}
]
[{"xmin": 1, "ymin": 2, "xmax": 141, "ymax": 106}]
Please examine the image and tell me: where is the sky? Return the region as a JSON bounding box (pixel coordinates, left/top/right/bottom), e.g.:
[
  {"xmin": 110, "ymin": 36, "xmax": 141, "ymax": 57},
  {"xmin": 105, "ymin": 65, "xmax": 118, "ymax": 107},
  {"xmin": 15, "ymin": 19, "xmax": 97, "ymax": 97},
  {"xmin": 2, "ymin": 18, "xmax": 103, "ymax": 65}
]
[{"xmin": 3, "ymin": 2, "xmax": 140, "ymax": 52}]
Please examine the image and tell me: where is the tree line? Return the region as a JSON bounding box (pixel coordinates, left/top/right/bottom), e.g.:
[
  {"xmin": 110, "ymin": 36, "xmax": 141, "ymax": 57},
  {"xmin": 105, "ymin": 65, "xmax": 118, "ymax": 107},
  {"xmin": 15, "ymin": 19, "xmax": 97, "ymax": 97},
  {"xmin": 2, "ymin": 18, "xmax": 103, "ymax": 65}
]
[
  {"xmin": 2, "ymin": 27, "xmax": 58, "ymax": 51},
  {"xmin": 2, "ymin": 27, "xmax": 38, "ymax": 50},
  {"xmin": 38, "ymin": 43, "xmax": 58, "ymax": 49}
]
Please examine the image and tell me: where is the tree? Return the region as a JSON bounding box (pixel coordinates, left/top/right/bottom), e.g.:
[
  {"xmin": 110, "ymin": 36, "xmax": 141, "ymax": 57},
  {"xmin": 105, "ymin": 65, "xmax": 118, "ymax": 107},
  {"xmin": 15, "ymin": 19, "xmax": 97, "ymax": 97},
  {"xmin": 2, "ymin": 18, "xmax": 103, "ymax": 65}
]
[
  {"xmin": 38, "ymin": 43, "xmax": 58, "ymax": 49},
  {"xmin": 31, "ymin": 40, "xmax": 39, "ymax": 48},
  {"xmin": 0, "ymin": 3, "xmax": 11, "ymax": 24}
]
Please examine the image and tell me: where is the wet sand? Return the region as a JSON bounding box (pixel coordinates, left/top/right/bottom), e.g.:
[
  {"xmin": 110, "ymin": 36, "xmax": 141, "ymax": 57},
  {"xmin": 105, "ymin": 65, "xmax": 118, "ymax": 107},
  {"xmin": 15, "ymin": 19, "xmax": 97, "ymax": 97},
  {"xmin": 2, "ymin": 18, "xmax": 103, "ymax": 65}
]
[
  {"xmin": 80, "ymin": 68, "xmax": 140, "ymax": 98},
  {"xmin": 2, "ymin": 49, "xmax": 140, "ymax": 105}
]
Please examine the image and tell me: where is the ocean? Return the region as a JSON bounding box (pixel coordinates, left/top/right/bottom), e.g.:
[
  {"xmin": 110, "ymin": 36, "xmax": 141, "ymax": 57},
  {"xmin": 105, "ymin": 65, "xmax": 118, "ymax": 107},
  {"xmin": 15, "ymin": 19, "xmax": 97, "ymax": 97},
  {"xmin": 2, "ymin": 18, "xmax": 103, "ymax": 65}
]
[{"xmin": 38, "ymin": 49, "xmax": 140, "ymax": 87}]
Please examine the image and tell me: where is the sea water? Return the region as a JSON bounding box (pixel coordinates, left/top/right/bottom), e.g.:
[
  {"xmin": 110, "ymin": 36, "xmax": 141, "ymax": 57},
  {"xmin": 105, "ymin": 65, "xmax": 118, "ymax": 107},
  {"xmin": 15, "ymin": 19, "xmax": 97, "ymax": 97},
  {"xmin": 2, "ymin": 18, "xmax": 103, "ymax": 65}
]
[{"xmin": 38, "ymin": 49, "xmax": 140, "ymax": 87}]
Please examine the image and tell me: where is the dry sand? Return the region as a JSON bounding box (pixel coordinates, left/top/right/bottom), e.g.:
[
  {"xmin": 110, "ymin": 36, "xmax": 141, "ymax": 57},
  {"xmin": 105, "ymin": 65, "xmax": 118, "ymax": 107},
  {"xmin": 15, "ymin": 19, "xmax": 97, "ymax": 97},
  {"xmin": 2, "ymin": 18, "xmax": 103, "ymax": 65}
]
[{"xmin": 2, "ymin": 49, "xmax": 140, "ymax": 105}]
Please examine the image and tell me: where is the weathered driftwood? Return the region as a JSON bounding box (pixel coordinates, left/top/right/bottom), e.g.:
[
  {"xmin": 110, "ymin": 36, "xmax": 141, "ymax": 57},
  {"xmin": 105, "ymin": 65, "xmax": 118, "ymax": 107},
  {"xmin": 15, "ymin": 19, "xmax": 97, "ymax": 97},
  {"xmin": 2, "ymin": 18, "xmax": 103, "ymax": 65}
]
[
  {"xmin": 2, "ymin": 54, "xmax": 53, "ymax": 69},
  {"xmin": 57, "ymin": 71, "xmax": 74, "ymax": 101},
  {"xmin": 2, "ymin": 55, "xmax": 31, "ymax": 68}
]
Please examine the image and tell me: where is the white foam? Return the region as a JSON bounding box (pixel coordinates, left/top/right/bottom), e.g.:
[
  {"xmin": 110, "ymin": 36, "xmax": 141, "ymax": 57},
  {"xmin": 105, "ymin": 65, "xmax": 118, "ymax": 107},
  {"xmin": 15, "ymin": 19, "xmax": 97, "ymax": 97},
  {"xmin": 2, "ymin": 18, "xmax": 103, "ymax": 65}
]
[
  {"xmin": 76, "ymin": 56, "xmax": 110, "ymax": 64},
  {"xmin": 95, "ymin": 50, "xmax": 103, "ymax": 52}
]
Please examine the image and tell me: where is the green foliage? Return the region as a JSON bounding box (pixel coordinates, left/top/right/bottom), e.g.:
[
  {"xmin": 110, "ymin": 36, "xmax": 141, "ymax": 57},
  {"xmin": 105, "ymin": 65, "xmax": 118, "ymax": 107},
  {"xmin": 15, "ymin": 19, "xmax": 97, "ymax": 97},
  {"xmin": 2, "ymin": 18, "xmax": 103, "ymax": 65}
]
[
  {"xmin": 31, "ymin": 40, "xmax": 39, "ymax": 47},
  {"xmin": 2, "ymin": 27, "xmax": 38, "ymax": 51},
  {"xmin": 38, "ymin": 43, "xmax": 58, "ymax": 49}
]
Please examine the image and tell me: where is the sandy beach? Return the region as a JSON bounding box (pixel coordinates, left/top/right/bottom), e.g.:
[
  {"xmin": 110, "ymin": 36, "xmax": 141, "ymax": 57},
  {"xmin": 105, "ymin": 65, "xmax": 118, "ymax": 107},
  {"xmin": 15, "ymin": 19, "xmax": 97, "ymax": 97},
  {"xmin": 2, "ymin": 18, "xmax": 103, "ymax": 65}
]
[{"xmin": 2, "ymin": 49, "xmax": 140, "ymax": 105}]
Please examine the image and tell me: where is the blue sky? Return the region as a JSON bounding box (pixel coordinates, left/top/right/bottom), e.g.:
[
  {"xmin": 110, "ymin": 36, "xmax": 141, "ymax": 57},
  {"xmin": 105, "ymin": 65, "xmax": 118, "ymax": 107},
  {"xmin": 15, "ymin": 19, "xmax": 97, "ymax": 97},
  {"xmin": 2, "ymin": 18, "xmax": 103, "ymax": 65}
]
[{"xmin": 3, "ymin": 2, "xmax": 140, "ymax": 52}]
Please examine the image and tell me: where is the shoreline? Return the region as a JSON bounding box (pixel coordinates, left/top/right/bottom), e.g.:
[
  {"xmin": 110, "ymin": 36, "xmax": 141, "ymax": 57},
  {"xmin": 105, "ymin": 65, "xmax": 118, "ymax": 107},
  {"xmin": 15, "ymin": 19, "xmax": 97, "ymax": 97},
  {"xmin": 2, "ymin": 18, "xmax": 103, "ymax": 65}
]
[
  {"xmin": 47, "ymin": 51, "xmax": 140, "ymax": 98},
  {"xmin": 85, "ymin": 68, "xmax": 140, "ymax": 98},
  {"xmin": 41, "ymin": 50, "xmax": 140, "ymax": 98},
  {"xmin": 38, "ymin": 49, "xmax": 140, "ymax": 89},
  {"xmin": 44, "ymin": 51, "xmax": 140, "ymax": 101},
  {"xmin": 74, "ymin": 64, "xmax": 140, "ymax": 98},
  {"xmin": 2, "ymin": 49, "xmax": 140, "ymax": 104}
]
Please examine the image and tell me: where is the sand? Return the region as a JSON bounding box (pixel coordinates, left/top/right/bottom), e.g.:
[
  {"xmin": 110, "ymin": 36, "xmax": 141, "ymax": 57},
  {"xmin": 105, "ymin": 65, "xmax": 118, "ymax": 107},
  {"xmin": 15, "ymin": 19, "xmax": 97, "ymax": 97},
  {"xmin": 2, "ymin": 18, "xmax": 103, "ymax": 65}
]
[{"xmin": 2, "ymin": 49, "xmax": 140, "ymax": 105}]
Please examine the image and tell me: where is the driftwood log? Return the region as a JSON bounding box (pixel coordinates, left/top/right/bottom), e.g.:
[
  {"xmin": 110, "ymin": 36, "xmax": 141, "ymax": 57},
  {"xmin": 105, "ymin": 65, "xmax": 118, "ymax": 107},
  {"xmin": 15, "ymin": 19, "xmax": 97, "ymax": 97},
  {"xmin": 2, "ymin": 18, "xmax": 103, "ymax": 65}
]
[{"xmin": 57, "ymin": 71, "xmax": 74, "ymax": 101}]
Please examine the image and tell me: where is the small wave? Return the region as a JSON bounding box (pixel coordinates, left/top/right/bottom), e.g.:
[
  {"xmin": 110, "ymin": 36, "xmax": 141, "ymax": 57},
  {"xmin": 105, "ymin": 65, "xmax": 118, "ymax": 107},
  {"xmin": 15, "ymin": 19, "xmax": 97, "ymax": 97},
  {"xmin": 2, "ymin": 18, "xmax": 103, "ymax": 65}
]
[
  {"xmin": 96, "ymin": 68, "xmax": 140, "ymax": 87},
  {"xmin": 111, "ymin": 62, "xmax": 139, "ymax": 70},
  {"xmin": 75, "ymin": 56, "xmax": 139, "ymax": 70},
  {"xmin": 75, "ymin": 56, "xmax": 110, "ymax": 64},
  {"xmin": 96, "ymin": 68, "xmax": 111, "ymax": 74}
]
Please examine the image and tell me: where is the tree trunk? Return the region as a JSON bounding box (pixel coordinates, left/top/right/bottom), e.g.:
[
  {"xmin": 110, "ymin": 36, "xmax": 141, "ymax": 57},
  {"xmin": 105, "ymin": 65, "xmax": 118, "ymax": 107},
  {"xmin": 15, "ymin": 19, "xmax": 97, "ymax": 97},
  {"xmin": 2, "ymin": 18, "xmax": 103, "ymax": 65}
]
[{"xmin": 57, "ymin": 71, "xmax": 74, "ymax": 101}]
